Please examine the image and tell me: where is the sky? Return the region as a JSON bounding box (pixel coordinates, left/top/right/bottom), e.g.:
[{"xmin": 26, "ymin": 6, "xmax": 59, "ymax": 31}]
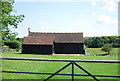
[{"xmin": 11, "ymin": 0, "xmax": 119, "ymax": 37}]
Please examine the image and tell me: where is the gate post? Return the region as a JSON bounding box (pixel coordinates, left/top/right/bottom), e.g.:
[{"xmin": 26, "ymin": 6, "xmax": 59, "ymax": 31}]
[{"xmin": 71, "ymin": 62, "xmax": 74, "ymax": 81}]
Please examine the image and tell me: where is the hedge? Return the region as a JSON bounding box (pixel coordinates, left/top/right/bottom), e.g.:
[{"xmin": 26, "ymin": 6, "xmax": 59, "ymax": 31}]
[{"xmin": 4, "ymin": 40, "xmax": 21, "ymax": 51}]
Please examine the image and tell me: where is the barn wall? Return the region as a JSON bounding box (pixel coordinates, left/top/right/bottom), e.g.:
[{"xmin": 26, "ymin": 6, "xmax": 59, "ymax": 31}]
[
  {"xmin": 22, "ymin": 44, "xmax": 52, "ymax": 54},
  {"xmin": 54, "ymin": 43, "xmax": 84, "ymax": 54}
]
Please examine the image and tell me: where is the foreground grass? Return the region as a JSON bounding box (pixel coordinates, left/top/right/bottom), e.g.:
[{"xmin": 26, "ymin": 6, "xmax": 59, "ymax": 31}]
[{"xmin": 2, "ymin": 48, "xmax": 119, "ymax": 79}]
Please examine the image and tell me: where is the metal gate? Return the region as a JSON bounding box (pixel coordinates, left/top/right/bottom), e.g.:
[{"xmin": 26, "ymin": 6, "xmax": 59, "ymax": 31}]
[{"xmin": 2, "ymin": 57, "xmax": 120, "ymax": 81}]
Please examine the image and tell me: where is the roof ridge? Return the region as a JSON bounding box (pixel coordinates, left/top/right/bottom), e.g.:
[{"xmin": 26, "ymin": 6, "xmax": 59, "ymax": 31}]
[{"xmin": 30, "ymin": 32, "xmax": 83, "ymax": 34}]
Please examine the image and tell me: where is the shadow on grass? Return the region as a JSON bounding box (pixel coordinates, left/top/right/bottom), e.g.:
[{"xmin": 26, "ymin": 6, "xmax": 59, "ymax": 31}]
[
  {"xmin": 96, "ymin": 53, "xmax": 109, "ymax": 56},
  {"xmin": 14, "ymin": 52, "xmax": 110, "ymax": 56}
]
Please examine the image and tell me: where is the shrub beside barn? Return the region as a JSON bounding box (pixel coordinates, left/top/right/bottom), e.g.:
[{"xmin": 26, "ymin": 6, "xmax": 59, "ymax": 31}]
[{"xmin": 22, "ymin": 32, "xmax": 84, "ymax": 55}]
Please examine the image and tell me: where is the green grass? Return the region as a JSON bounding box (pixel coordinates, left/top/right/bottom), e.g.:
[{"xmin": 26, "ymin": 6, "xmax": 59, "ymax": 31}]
[{"xmin": 2, "ymin": 48, "xmax": 119, "ymax": 79}]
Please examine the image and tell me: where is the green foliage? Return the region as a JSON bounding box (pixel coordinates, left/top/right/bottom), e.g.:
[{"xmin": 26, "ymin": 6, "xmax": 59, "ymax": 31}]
[
  {"xmin": 2, "ymin": 30, "xmax": 18, "ymax": 40},
  {"xmin": 101, "ymin": 44, "xmax": 112, "ymax": 54},
  {"xmin": 1, "ymin": 0, "xmax": 25, "ymax": 41},
  {"xmin": 16, "ymin": 37, "xmax": 24, "ymax": 43},
  {"xmin": 84, "ymin": 36, "xmax": 120, "ymax": 48},
  {"xmin": 4, "ymin": 40, "xmax": 21, "ymax": 51}
]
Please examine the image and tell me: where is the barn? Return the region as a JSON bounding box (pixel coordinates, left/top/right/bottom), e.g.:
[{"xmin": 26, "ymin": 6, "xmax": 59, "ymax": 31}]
[{"xmin": 22, "ymin": 32, "xmax": 84, "ymax": 55}]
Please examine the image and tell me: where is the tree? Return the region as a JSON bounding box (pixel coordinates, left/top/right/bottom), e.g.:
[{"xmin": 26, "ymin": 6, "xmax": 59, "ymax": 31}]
[
  {"xmin": 0, "ymin": 0, "xmax": 24, "ymax": 43},
  {"xmin": 84, "ymin": 36, "xmax": 120, "ymax": 48},
  {"xmin": 84, "ymin": 37, "xmax": 103, "ymax": 48},
  {"xmin": 101, "ymin": 44, "xmax": 112, "ymax": 54}
]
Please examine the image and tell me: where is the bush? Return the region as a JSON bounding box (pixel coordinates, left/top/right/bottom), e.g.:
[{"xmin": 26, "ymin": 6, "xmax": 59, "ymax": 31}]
[
  {"xmin": 112, "ymin": 43, "xmax": 120, "ymax": 47},
  {"xmin": 101, "ymin": 44, "xmax": 112, "ymax": 54},
  {"xmin": 4, "ymin": 40, "xmax": 21, "ymax": 51}
]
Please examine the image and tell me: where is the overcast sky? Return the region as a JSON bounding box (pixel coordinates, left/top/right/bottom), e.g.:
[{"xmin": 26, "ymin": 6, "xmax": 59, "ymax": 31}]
[{"xmin": 11, "ymin": 0, "xmax": 119, "ymax": 37}]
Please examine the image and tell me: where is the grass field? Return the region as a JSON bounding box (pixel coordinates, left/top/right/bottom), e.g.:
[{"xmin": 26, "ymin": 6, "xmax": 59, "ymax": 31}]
[{"xmin": 2, "ymin": 48, "xmax": 119, "ymax": 80}]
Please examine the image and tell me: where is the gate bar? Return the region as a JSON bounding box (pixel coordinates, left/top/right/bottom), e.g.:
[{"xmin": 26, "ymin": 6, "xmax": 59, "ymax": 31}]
[
  {"xmin": 3, "ymin": 71, "xmax": 120, "ymax": 77},
  {"xmin": 1, "ymin": 57, "xmax": 120, "ymax": 63}
]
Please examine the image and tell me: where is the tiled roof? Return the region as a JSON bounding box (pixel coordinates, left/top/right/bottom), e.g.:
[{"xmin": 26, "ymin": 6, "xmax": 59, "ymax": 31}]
[
  {"xmin": 23, "ymin": 36, "xmax": 53, "ymax": 45},
  {"xmin": 28, "ymin": 32, "xmax": 84, "ymax": 43}
]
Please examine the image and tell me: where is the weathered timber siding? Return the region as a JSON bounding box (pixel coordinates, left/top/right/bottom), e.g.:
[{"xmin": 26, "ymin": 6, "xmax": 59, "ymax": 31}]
[
  {"xmin": 22, "ymin": 45, "xmax": 52, "ymax": 54},
  {"xmin": 54, "ymin": 43, "xmax": 84, "ymax": 54}
]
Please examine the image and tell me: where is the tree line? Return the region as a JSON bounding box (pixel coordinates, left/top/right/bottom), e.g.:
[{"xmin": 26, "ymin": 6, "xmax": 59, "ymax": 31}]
[{"xmin": 84, "ymin": 36, "xmax": 120, "ymax": 48}]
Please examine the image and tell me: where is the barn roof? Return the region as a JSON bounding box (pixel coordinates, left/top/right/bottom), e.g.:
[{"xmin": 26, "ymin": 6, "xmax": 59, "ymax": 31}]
[
  {"xmin": 28, "ymin": 32, "xmax": 84, "ymax": 43},
  {"xmin": 23, "ymin": 36, "xmax": 53, "ymax": 45}
]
